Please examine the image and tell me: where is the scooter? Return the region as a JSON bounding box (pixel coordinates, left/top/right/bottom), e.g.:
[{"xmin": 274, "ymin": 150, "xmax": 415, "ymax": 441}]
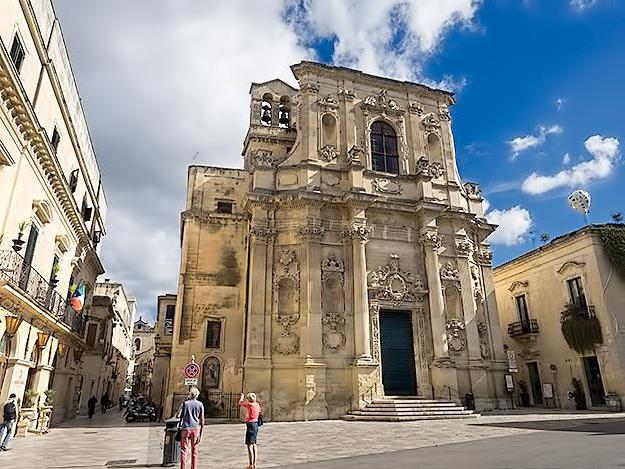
[{"xmin": 124, "ymin": 401, "xmax": 157, "ymax": 422}]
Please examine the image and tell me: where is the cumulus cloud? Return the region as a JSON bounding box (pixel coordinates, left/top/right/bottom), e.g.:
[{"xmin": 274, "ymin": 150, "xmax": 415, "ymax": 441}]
[
  {"xmin": 286, "ymin": 0, "xmax": 481, "ymax": 88},
  {"xmin": 508, "ymin": 125, "xmax": 563, "ymax": 160},
  {"xmin": 570, "ymin": 0, "xmax": 598, "ymax": 12},
  {"xmin": 522, "ymin": 135, "xmax": 620, "ymax": 195},
  {"xmin": 55, "ymin": 1, "xmax": 482, "ymax": 319},
  {"xmin": 485, "ymin": 203, "xmax": 533, "ymax": 246}
]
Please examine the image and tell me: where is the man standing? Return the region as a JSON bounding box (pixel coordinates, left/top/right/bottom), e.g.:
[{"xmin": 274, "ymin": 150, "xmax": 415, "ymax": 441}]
[
  {"xmin": 176, "ymin": 387, "xmax": 204, "ymax": 469},
  {"xmin": 0, "ymin": 393, "xmax": 19, "ymax": 451},
  {"xmin": 100, "ymin": 392, "xmax": 109, "ymax": 414},
  {"xmin": 87, "ymin": 395, "xmax": 97, "ymax": 419}
]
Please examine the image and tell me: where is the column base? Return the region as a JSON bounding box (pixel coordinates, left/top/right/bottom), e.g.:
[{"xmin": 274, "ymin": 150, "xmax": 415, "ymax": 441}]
[{"xmin": 430, "ymin": 359, "xmax": 459, "ymax": 401}]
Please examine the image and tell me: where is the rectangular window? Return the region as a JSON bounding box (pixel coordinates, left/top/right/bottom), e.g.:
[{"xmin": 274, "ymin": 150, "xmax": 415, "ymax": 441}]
[
  {"xmin": 9, "ymin": 34, "xmax": 25, "ymax": 72},
  {"xmin": 81, "ymin": 196, "xmax": 92, "ymax": 222},
  {"xmin": 51, "ymin": 127, "xmax": 61, "ymax": 153},
  {"xmin": 68, "ymin": 169, "xmax": 79, "ymax": 193},
  {"xmin": 216, "ymin": 201, "xmax": 233, "ymax": 214},
  {"xmin": 515, "ymin": 295, "xmax": 530, "ymax": 324},
  {"xmin": 205, "ymin": 320, "xmax": 221, "ymax": 348},
  {"xmin": 164, "ymin": 304, "xmax": 175, "ymax": 335},
  {"xmin": 86, "ymin": 323, "xmax": 97, "ymax": 347},
  {"xmin": 567, "ymin": 277, "xmax": 587, "ymax": 309}
]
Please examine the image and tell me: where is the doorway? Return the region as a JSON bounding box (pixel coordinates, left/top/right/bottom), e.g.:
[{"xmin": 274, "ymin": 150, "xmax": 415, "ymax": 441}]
[
  {"xmin": 582, "ymin": 356, "xmax": 606, "ymax": 406},
  {"xmin": 379, "ymin": 310, "xmax": 417, "ymax": 395},
  {"xmin": 527, "ymin": 362, "xmax": 543, "ymax": 405}
]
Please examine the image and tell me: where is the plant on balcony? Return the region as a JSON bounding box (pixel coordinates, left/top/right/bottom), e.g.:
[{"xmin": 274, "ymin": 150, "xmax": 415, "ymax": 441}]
[
  {"xmin": 50, "ymin": 263, "xmax": 60, "ymax": 288},
  {"xmin": 598, "ymin": 225, "xmax": 625, "ymax": 279},
  {"xmin": 11, "ymin": 220, "xmax": 29, "ymax": 252},
  {"xmin": 561, "ymin": 304, "xmax": 603, "ymax": 353},
  {"xmin": 43, "ymin": 389, "xmax": 56, "ymax": 406},
  {"xmin": 24, "ymin": 389, "xmax": 39, "ymax": 408}
]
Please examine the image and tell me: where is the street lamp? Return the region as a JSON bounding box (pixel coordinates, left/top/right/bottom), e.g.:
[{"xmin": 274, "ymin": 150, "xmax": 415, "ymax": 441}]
[
  {"xmin": 36, "ymin": 331, "xmax": 50, "ymax": 349},
  {"xmin": 4, "ymin": 314, "xmax": 22, "ymax": 337},
  {"xmin": 57, "ymin": 342, "xmax": 67, "ymax": 358}
]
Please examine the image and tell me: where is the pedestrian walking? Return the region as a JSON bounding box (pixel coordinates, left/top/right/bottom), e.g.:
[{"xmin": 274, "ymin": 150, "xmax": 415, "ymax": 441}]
[
  {"xmin": 176, "ymin": 386, "xmax": 204, "ymax": 469},
  {"xmin": 239, "ymin": 392, "xmax": 262, "ymax": 469},
  {"xmin": 100, "ymin": 392, "xmax": 109, "ymax": 414},
  {"xmin": 87, "ymin": 395, "xmax": 97, "ymax": 419},
  {"xmin": 119, "ymin": 395, "xmax": 124, "ymax": 411},
  {"xmin": 0, "ymin": 393, "xmax": 19, "ymax": 451}
]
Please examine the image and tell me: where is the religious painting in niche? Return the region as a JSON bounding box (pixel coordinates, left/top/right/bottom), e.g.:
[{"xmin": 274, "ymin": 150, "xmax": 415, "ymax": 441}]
[{"xmin": 202, "ymin": 356, "xmax": 220, "ymax": 389}]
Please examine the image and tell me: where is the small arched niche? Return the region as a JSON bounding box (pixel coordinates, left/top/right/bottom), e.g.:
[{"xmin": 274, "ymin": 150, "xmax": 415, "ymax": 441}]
[
  {"xmin": 444, "ymin": 285, "xmax": 462, "ymax": 320},
  {"xmin": 322, "ymin": 276, "xmax": 343, "ymax": 314},
  {"xmin": 260, "ymin": 93, "xmax": 273, "ymax": 126},
  {"xmin": 278, "ymin": 277, "xmax": 298, "ymax": 315},
  {"xmin": 321, "ymin": 113, "xmax": 337, "ymax": 149},
  {"xmin": 427, "ymin": 133, "xmax": 443, "ymax": 164},
  {"xmin": 202, "ymin": 356, "xmax": 220, "ymax": 390}
]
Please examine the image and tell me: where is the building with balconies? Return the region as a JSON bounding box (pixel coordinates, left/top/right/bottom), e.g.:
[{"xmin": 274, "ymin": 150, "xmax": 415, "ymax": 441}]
[
  {"xmin": 494, "ymin": 224, "xmax": 625, "ymax": 410},
  {"xmin": 0, "ymin": 0, "xmax": 107, "ymax": 428},
  {"xmin": 132, "ymin": 317, "xmax": 154, "ymax": 397}
]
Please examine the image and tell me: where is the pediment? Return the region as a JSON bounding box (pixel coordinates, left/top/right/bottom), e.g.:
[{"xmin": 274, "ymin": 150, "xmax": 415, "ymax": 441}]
[
  {"xmin": 249, "ymin": 79, "xmax": 298, "ymax": 99},
  {"xmin": 556, "ymin": 260, "xmax": 585, "ymax": 275},
  {"xmin": 508, "ymin": 280, "xmax": 528, "ymax": 292}
]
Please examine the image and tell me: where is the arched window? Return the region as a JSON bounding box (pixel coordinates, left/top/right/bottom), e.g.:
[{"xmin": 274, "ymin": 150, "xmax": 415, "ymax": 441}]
[
  {"xmin": 370, "ymin": 121, "xmax": 399, "ymax": 174},
  {"xmin": 202, "ymin": 356, "xmax": 220, "ymax": 390},
  {"xmin": 278, "ymin": 96, "xmax": 290, "ymax": 128},
  {"xmin": 260, "ymin": 93, "xmax": 273, "ymax": 126},
  {"xmin": 134, "ymin": 338, "xmax": 141, "ymax": 351}
]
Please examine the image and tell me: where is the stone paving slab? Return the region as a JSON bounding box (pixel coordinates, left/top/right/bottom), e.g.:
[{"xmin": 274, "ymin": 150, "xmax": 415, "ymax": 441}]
[{"xmin": 2, "ymin": 410, "xmax": 624, "ymax": 468}]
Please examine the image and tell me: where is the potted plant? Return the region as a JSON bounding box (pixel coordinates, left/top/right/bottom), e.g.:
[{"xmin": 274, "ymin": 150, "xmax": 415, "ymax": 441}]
[
  {"xmin": 50, "ymin": 263, "xmax": 60, "ymax": 288},
  {"xmin": 518, "ymin": 380, "xmax": 530, "ymax": 407},
  {"xmin": 572, "ymin": 378, "xmax": 587, "ymax": 410},
  {"xmin": 17, "ymin": 390, "xmax": 40, "ymax": 437},
  {"xmin": 12, "ymin": 220, "xmax": 29, "ymax": 252},
  {"xmin": 24, "ymin": 389, "xmax": 39, "ymax": 408},
  {"xmin": 43, "ymin": 389, "xmax": 56, "ymax": 406}
]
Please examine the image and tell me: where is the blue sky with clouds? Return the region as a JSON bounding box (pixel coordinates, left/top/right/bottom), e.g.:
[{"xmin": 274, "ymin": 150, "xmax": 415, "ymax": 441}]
[{"xmin": 55, "ymin": 0, "xmax": 623, "ymax": 321}]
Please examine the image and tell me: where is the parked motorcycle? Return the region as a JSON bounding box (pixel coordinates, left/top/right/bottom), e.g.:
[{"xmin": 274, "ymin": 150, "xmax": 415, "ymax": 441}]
[{"xmin": 124, "ymin": 400, "xmax": 157, "ymax": 423}]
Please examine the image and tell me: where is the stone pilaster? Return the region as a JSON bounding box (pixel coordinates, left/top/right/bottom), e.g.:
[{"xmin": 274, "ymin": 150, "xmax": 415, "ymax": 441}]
[{"xmin": 347, "ymin": 223, "xmax": 372, "ymax": 361}]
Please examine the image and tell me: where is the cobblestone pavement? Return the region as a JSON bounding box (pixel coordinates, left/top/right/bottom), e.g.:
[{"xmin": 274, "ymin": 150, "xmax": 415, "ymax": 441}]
[{"xmin": 2, "ymin": 410, "xmax": 624, "ymax": 468}]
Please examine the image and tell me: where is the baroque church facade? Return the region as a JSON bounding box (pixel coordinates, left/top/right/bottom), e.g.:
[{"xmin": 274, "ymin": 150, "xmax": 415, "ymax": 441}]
[{"xmin": 166, "ymin": 61, "xmax": 509, "ymax": 420}]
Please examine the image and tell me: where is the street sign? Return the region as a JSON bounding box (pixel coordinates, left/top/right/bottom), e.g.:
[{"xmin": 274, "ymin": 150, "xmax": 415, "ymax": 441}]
[
  {"xmin": 184, "ymin": 378, "xmax": 198, "ymax": 386},
  {"xmin": 184, "ymin": 361, "xmax": 200, "ymax": 379},
  {"xmin": 507, "ymin": 350, "xmax": 518, "ymax": 373}
]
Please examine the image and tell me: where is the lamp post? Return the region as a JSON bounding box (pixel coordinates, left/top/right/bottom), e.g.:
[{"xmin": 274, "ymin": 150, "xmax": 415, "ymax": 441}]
[{"xmin": 3, "ymin": 314, "xmax": 22, "ymax": 357}]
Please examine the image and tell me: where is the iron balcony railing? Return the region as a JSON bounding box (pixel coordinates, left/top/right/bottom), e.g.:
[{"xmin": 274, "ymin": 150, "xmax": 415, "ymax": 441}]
[
  {"xmin": 507, "ymin": 319, "xmax": 539, "ymax": 338},
  {"xmin": 0, "ymin": 249, "xmax": 83, "ymax": 334}
]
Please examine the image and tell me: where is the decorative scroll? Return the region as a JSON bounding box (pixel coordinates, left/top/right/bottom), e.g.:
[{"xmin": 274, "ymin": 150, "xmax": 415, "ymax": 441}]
[
  {"xmin": 367, "ymin": 254, "xmax": 427, "ymax": 306},
  {"xmin": 273, "ymin": 313, "xmax": 300, "ymax": 355},
  {"xmin": 477, "ymin": 321, "xmax": 490, "ymax": 359},
  {"xmin": 372, "ymin": 178, "xmax": 402, "ymax": 195},
  {"xmin": 445, "ymin": 319, "xmax": 466, "ymax": 353}
]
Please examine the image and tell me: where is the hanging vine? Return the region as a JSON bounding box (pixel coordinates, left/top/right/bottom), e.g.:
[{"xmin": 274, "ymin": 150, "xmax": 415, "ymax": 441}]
[
  {"xmin": 598, "ymin": 226, "xmax": 625, "ymax": 279},
  {"xmin": 560, "ymin": 304, "xmax": 603, "ymax": 353}
]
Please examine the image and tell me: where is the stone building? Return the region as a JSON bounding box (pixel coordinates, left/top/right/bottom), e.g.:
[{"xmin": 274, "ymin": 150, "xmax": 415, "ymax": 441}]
[
  {"xmin": 494, "ymin": 224, "xmax": 625, "ymax": 410},
  {"xmin": 132, "ymin": 317, "xmax": 154, "ymax": 396},
  {"xmin": 152, "ymin": 294, "xmax": 176, "ymax": 408},
  {"xmin": 166, "ymin": 61, "xmax": 509, "ymax": 420},
  {"xmin": 81, "ymin": 280, "xmax": 135, "ymax": 411},
  {"xmin": 0, "ymin": 0, "xmax": 107, "ymax": 427}
]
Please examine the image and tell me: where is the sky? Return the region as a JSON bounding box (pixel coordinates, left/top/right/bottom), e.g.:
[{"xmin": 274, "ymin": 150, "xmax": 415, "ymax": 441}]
[{"xmin": 53, "ymin": 0, "xmax": 624, "ymax": 322}]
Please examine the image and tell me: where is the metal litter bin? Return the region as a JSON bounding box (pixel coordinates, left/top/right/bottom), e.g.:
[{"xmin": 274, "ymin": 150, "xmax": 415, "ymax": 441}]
[{"xmin": 162, "ymin": 417, "xmax": 181, "ymax": 466}]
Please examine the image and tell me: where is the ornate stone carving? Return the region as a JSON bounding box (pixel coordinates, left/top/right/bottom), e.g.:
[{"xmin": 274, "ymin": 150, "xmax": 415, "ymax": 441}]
[
  {"xmin": 471, "ymin": 265, "xmax": 484, "ymax": 304},
  {"xmin": 319, "ymin": 94, "xmax": 339, "ymax": 108},
  {"xmin": 338, "ymin": 87, "xmax": 355, "ymax": 100},
  {"xmin": 477, "ymin": 321, "xmax": 490, "ymax": 359},
  {"xmin": 347, "ymin": 145, "xmax": 364, "ymax": 166},
  {"xmin": 445, "ymin": 319, "xmax": 466, "ymax": 353},
  {"xmin": 416, "ymin": 157, "xmax": 446, "ymax": 179},
  {"xmin": 556, "ymin": 260, "xmax": 585, "ymax": 274},
  {"xmin": 372, "ymin": 178, "xmax": 402, "ymax": 195},
  {"xmin": 476, "ymin": 249, "xmax": 493, "ymax": 266},
  {"xmin": 300, "ymin": 81, "xmax": 319, "ymax": 93},
  {"xmin": 463, "ymin": 182, "xmax": 482, "ymax": 198},
  {"xmin": 440, "ymin": 262, "xmax": 460, "ymax": 283},
  {"xmin": 363, "ymin": 89, "xmax": 401, "ymax": 112},
  {"xmin": 321, "ymin": 254, "xmax": 344, "ymax": 273},
  {"xmin": 250, "ymin": 226, "xmax": 275, "ymax": 243},
  {"xmin": 409, "ymin": 102, "xmax": 424, "ymax": 115},
  {"xmin": 273, "ymin": 249, "xmax": 300, "ymax": 289},
  {"xmin": 455, "ymin": 239, "xmax": 474, "ymax": 257},
  {"xmin": 273, "ymin": 313, "xmax": 300, "ymax": 355},
  {"xmin": 370, "ymin": 303, "xmax": 381, "ymax": 362},
  {"xmin": 252, "ymin": 150, "xmax": 274, "ymax": 168},
  {"xmin": 343, "ymin": 225, "xmax": 370, "ymax": 243},
  {"xmin": 318, "ymin": 144, "xmax": 338, "ymax": 162},
  {"xmin": 439, "ymin": 106, "xmax": 451, "ymax": 122},
  {"xmin": 322, "ymin": 313, "xmax": 346, "ymax": 352},
  {"xmin": 420, "ymin": 231, "xmax": 442, "ymax": 251},
  {"xmin": 508, "ymin": 280, "xmax": 528, "ymax": 292},
  {"xmin": 298, "ymin": 225, "xmax": 325, "ymax": 242},
  {"xmin": 367, "ymin": 254, "xmax": 426, "ymax": 306},
  {"xmin": 421, "ymin": 113, "xmax": 441, "ymax": 133}
]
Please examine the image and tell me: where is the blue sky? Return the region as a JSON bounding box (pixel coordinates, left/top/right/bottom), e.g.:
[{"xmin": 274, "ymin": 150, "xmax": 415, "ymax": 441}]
[{"xmin": 56, "ymin": 0, "xmax": 623, "ymax": 320}]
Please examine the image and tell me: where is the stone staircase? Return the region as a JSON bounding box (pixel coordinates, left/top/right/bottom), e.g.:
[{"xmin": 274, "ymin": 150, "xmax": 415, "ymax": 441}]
[{"xmin": 342, "ymin": 396, "xmax": 479, "ymax": 422}]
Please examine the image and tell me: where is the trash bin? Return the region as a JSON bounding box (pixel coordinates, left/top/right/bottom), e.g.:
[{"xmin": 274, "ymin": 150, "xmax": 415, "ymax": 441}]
[
  {"xmin": 162, "ymin": 417, "xmax": 181, "ymax": 467},
  {"xmin": 465, "ymin": 393, "xmax": 475, "ymax": 411}
]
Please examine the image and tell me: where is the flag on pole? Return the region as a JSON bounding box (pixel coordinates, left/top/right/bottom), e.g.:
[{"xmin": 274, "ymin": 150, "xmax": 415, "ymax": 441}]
[{"xmin": 70, "ymin": 282, "xmax": 85, "ymax": 312}]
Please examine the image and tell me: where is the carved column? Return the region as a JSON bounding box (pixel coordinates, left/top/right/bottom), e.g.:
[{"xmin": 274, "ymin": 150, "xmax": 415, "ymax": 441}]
[
  {"xmin": 349, "ymin": 224, "xmax": 372, "ymax": 361},
  {"xmin": 421, "ymin": 229, "xmax": 458, "ymax": 400},
  {"xmin": 245, "ymin": 227, "xmax": 272, "ymax": 359},
  {"xmin": 298, "ymin": 223, "xmax": 325, "ymax": 360}
]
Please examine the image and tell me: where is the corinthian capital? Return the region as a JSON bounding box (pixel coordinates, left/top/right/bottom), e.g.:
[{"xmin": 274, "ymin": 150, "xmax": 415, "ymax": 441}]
[
  {"xmin": 298, "ymin": 225, "xmax": 325, "ymax": 242},
  {"xmin": 455, "ymin": 238, "xmax": 474, "ymax": 257},
  {"xmin": 250, "ymin": 226, "xmax": 275, "ymax": 243},
  {"xmin": 476, "ymin": 248, "xmax": 493, "ymax": 266},
  {"xmin": 343, "ymin": 224, "xmax": 370, "ymax": 243},
  {"xmin": 420, "ymin": 230, "xmax": 442, "ymax": 251}
]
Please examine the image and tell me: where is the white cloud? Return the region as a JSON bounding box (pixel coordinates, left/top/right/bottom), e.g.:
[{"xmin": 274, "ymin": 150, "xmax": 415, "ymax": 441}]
[
  {"xmin": 522, "ymin": 135, "xmax": 620, "ymax": 195},
  {"xmin": 485, "ymin": 205, "xmax": 533, "ymax": 246},
  {"xmin": 508, "ymin": 125, "xmax": 563, "ymax": 160},
  {"xmin": 555, "ymin": 97, "xmax": 566, "ymax": 111},
  {"xmin": 562, "ymin": 152, "xmax": 571, "ymax": 165},
  {"xmin": 570, "ymin": 0, "xmax": 598, "ymax": 12},
  {"xmin": 55, "ymin": 1, "xmax": 481, "ymax": 319},
  {"xmin": 287, "ymin": 0, "xmax": 481, "ymax": 87}
]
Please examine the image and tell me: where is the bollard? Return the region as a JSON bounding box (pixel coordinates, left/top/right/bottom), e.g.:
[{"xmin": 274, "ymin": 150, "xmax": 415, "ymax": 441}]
[{"xmin": 162, "ymin": 417, "xmax": 181, "ymax": 467}]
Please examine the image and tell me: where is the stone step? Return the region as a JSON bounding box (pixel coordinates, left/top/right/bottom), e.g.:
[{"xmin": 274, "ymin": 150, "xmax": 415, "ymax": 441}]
[
  {"xmin": 354, "ymin": 408, "xmax": 471, "ymax": 415},
  {"xmin": 368, "ymin": 402, "xmax": 459, "ymax": 408},
  {"xmin": 342, "ymin": 413, "xmax": 478, "ymax": 421}
]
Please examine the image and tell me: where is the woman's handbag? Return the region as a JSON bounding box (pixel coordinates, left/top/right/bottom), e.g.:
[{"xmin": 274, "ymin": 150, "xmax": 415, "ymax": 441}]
[
  {"xmin": 175, "ymin": 427, "xmax": 182, "ymax": 442},
  {"xmin": 257, "ymin": 413, "xmax": 264, "ymax": 427}
]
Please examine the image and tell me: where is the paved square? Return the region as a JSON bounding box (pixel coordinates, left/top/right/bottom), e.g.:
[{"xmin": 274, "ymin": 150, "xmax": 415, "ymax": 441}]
[{"xmin": 2, "ymin": 410, "xmax": 625, "ymax": 468}]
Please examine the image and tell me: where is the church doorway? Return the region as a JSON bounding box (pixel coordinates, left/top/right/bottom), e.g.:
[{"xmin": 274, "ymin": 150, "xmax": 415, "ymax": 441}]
[{"xmin": 379, "ymin": 310, "xmax": 417, "ymax": 395}]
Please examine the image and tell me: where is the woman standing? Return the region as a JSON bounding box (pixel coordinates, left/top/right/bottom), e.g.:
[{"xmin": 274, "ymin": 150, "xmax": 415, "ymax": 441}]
[
  {"xmin": 176, "ymin": 387, "xmax": 205, "ymax": 469},
  {"xmin": 239, "ymin": 392, "xmax": 261, "ymax": 469}
]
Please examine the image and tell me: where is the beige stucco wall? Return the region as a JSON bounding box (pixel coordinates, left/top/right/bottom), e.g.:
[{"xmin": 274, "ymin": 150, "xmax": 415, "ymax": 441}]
[{"xmin": 494, "ymin": 227, "xmax": 625, "ymax": 409}]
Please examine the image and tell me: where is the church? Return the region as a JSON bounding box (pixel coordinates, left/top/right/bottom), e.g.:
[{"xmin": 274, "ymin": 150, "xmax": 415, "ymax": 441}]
[{"xmin": 165, "ymin": 61, "xmax": 510, "ymax": 420}]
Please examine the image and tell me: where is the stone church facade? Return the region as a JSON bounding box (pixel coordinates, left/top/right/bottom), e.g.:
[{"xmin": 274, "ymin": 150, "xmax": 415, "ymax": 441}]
[{"xmin": 166, "ymin": 61, "xmax": 509, "ymax": 420}]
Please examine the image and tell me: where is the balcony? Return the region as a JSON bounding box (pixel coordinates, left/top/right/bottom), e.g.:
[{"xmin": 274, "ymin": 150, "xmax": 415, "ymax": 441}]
[
  {"xmin": 561, "ymin": 304, "xmax": 602, "ymax": 353},
  {"xmin": 0, "ymin": 249, "xmax": 83, "ymax": 334},
  {"xmin": 507, "ymin": 319, "xmax": 540, "ymax": 339}
]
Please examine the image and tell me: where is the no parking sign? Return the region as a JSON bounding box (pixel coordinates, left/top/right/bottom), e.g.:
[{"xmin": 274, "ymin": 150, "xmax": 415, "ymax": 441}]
[{"xmin": 184, "ymin": 360, "xmax": 200, "ymax": 380}]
